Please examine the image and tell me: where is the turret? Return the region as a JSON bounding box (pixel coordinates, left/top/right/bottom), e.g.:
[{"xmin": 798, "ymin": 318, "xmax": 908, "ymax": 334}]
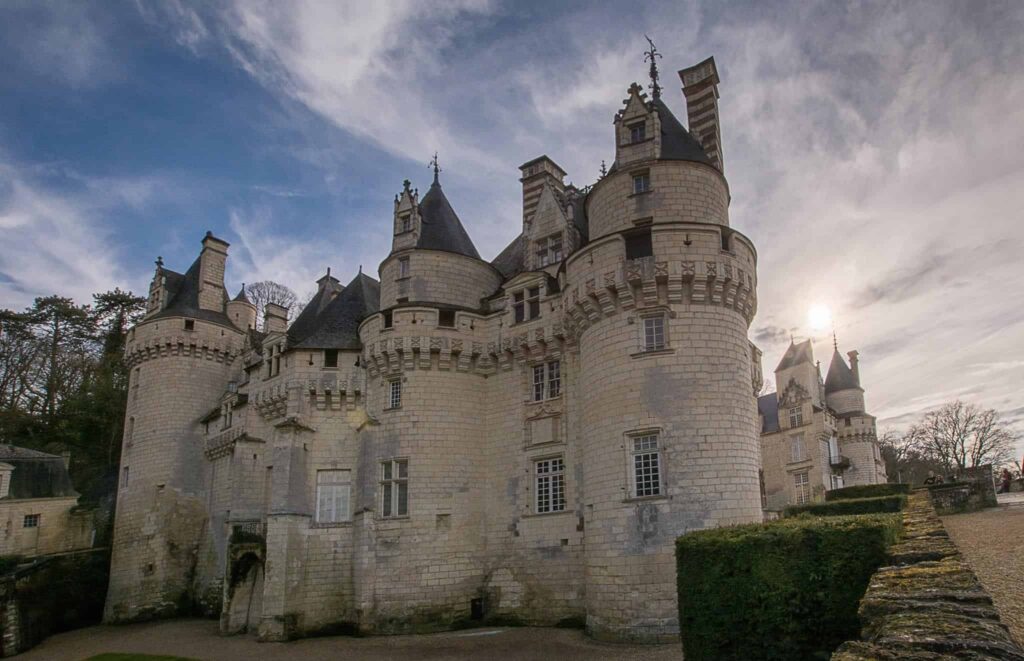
[
  {"xmin": 825, "ymin": 348, "xmax": 865, "ymax": 415},
  {"xmin": 226, "ymin": 285, "xmax": 257, "ymax": 331}
]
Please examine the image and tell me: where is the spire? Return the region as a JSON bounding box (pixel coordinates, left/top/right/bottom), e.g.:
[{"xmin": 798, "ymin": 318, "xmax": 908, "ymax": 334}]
[
  {"xmin": 644, "ymin": 35, "xmax": 663, "ymax": 100},
  {"xmin": 232, "ymin": 284, "xmax": 251, "ymax": 303},
  {"xmin": 833, "ymin": 328, "xmax": 839, "ymax": 351},
  {"xmin": 429, "ymin": 152, "xmax": 441, "ymax": 185}
]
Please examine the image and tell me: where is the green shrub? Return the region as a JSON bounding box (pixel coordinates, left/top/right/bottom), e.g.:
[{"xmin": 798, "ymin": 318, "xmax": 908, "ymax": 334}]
[
  {"xmin": 676, "ymin": 513, "xmax": 901, "ymax": 661},
  {"xmin": 785, "ymin": 494, "xmax": 906, "ymax": 518},
  {"xmin": 825, "ymin": 483, "xmax": 910, "ymax": 501}
]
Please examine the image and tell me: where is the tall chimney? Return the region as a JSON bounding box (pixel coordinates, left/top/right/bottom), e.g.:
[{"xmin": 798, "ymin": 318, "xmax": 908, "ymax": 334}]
[
  {"xmin": 198, "ymin": 231, "xmax": 230, "ymax": 312},
  {"xmin": 847, "ymin": 350, "xmax": 860, "ymax": 385},
  {"xmin": 519, "ymin": 156, "xmax": 566, "ymax": 231},
  {"xmin": 679, "ymin": 57, "xmax": 724, "ymax": 172},
  {"xmin": 264, "ymin": 303, "xmax": 289, "ymax": 334}
]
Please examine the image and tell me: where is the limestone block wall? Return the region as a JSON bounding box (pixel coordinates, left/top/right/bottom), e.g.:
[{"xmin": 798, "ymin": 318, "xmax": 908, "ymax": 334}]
[
  {"xmin": 379, "ymin": 250, "xmax": 501, "ymax": 310},
  {"xmin": 105, "ymin": 316, "xmax": 242, "ymax": 622},
  {"xmin": 0, "ymin": 497, "xmax": 92, "ymax": 557},
  {"xmin": 585, "ymin": 161, "xmax": 730, "ymax": 241},
  {"xmin": 828, "ymin": 388, "xmax": 866, "ymax": 415}
]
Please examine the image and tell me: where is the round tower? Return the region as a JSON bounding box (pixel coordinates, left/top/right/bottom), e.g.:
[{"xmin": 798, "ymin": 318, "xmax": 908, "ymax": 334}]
[
  {"xmin": 105, "ymin": 233, "xmax": 245, "ymax": 622},
  {"xmin": 356, "ymin": 171, "xmax": 500, "ymax": 631},
  {"xmin": 565, "ymin": 65, "xmax": 762, "ymax": 641}
]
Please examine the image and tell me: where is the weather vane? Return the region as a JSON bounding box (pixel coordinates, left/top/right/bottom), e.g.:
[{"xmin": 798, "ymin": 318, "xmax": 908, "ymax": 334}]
[
  {"xmin": 644, "ymin": 35, "xmax": 662, "ymax": 100},
  {"xmin": 599, "ymin": 160, "xmax": 607, "ymax": 178},
  {"xmin": 428, "ymin": 152, "xmax": 441, "ymax": 183}
]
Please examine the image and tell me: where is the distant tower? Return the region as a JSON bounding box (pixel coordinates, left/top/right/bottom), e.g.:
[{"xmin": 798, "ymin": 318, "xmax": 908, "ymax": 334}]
[
  {"xmin": 105, "ymin": 232, "xmax": 246, "ymax": 621},
  {"xmin": 825, "ymin": 347, "xmax": 885, "ymax": 483},
  {"xmin": 564, "ymin": 52, "xmax": 760, "ymax": 640}
]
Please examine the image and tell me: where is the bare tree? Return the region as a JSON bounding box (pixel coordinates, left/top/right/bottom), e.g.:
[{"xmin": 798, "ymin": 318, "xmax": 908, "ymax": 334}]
[
  {"xmin": 245, "ymin": 281, "xmax": 299, "ymax": 328},
  {"xmin": 909, "ymin": 401, "xmax": 1017, "ymax": 474}
]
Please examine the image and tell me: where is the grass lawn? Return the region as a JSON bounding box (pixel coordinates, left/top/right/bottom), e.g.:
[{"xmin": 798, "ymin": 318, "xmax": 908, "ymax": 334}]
[{"xmin": 84, "ymin": 655, "xmax": 201, "ymax": 661}]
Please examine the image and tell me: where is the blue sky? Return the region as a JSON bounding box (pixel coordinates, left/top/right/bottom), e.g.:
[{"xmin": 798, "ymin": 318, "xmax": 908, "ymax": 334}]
[{"xmin": 1, "ymin": 0, "xmax": 1023, "ymax": 448}]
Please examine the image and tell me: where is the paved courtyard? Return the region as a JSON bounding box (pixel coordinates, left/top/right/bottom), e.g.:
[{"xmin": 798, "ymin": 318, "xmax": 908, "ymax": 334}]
[
  {"xmin": 943, "ymin": 491, "xmax": 1024, "ymax": 646},
  {"xmin": 20, "ymin": 619, "xmax": 680, "ymax": 661}
]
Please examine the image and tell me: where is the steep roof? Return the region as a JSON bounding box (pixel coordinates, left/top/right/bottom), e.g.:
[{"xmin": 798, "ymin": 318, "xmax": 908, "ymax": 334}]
[
  {"xmin": 824, "ymin": 349, "xmax": 861, "ymax": 393},
  {"xmin": 232, "ymin": 286, "xmax": 251, "ymax": 303},
  {"xmin": 0, "ymin": 446, "xmax": 78, "ymax": 500},
  {"xmin": 757, "ymin": 393, "xmax": 780, "ymax": 433},
  {"xmin": 415, "ymin": 180, "xmax": 481, "ymax": 259},
  {"xmin": 150, "ymin": 256, "xmax": 232, "ymax": 325},
  {"xmin": 289, "ymin": 272, "xmax": 380, "ymax": 350},
  {"xmin": 287, "ymin": 279, "xmax": 344, "ymax": 347},
  {"xmin": 775, "ymin": 339, "xmax": 813, "ymax": 372},
  {"xmin": 491, "ymin": 234, "xmax": 524, "ymax": 279},
  {"xmin": 652, "ymin": 98, "xmax": 713, "ymax": 166}
]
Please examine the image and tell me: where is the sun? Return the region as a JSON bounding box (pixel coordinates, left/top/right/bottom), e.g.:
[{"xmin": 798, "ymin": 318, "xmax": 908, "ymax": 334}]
[{"xmin": 808, "ymin": 304, "xmax": 832, "ymax": 332}]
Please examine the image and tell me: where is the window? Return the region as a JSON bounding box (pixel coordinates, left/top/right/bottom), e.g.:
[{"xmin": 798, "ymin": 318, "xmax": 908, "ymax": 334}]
[
  {"xmin": 316, "ymin": 470, "xmax": 351, "ymax": 524},
  {"xmin": 535, "ymin": 457, "xmax": 566, "ymax": 513},
  {"xmin": 629, "ymin": 122, "xmax": 646, "ymax": 143},
  {"xmin": 23, "ymin": 514, "xmax": 39, "ymax": 529},
  {"xmin": 535, "ymin": 234, "xmax": 563, "ymax": 267},
  {"xmin": 830, "ymin": 473, "xmax": 844, "ymax": 490},
  {"xmin": 387, "ymin": 379, "xmax": 402, "ymax": 409},
  {"xmin": 184, "ymin": 319, "xmax": 195, "ymax": 331},
  {"xmin": 788, "ymin": 406, "xmax": 804, "ymax": 427},
  {"xmin": 121, "ymin": 466, "xmax": 129, "ymax": 490},
  {"xmin": 513, "ymin": 287, "xmax": 542, "ymax": 323},
  {"xmin": 381, "ymin": 459, "xmax": 409, "ymax": 517},
  {"xmin": 624, "ymin": 229, "xmax": 653, "ymax": 259},
  {"xmin": 531, "ymin": 361, "xmax": 561, "ymax": 401},
  {"xmin": 324, "ymin": 349, "xmax": 339, "ymax": 368},
  {"xmin": 642, "ymin": 315, "xmax": 666, "ymax": 352},
  {"xmin": 790, "ymin": 433, "xmax": 806, "ymax": 463},
  {"xmin": 794, "ymin": 471, "xmax": 810, "ymax": 505},
  {"xmin": 632, "ymin": 172, "xmax": 650, "ymax": 194},
  {"xmin": 827, "ymin": 435, "xmax": 840, "ymax": 464},
  {"xmin": 631, "ymin": 434, "xmax": 662, "ymax": 497},
  {"xmin": 438, "ymin": 310, "xmax": 456, "ymax": 328},
  {"xmin": 127, "ymin": 417, "xmax": 135, "ymax": 442},
  {"xmin": 399, "ymin": 214, "xmax": 411, "ymax": 233},
  {"xmin": 398, "ymin": 257, "xmax": 410, "ymax": 278},
  {"xmin": 383, "ymin": 310, "xmax": 393, "ymax": 329}
]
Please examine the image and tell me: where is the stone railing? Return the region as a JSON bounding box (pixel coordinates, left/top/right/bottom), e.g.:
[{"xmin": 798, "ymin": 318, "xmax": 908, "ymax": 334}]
[{"xmin": 832, "ymin": 491, "xmax": 1024, "ymax": 659}]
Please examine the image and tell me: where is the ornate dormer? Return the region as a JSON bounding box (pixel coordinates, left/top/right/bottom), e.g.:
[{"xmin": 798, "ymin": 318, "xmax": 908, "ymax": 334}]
[
  {"xmin": 392, "ymin": 179, "xmax": 421, "ymax": 253},
  {"xmin": 145, "ymin": 256, "xmax": 168, "ymax": 317},
  {"xmin": 614, "ymin": 83, "xmax": 662, "ymax": 169},
  {"xmin": 519, "ymin": 156, "xmax": 579, "ymax": 273}
]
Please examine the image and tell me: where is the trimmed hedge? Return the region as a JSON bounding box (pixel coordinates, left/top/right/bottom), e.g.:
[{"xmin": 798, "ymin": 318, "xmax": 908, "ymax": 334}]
[
  {"xmin": 825, "ymin": 483, "xmax": 911, "ymax": 501},
  {"xmin": 784, "ymin": 494, "xmax": 907, "ymax": 518},
  {"xmin": 676, "ymin": 513, "xmax": 901, "ymax": 661}
]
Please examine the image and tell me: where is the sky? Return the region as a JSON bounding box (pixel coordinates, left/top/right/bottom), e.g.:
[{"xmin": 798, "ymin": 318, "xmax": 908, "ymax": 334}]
[{"xmin": 1, "ymin": 0, "xmax": 1022, "ymax": 451}]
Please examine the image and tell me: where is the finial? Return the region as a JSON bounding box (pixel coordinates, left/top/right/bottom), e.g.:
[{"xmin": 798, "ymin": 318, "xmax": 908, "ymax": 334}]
[
  {"xmin": 643, "ymin": 35, "xmax": 663, "ymax": 100},
  {"xmin": 327, "ymin": 267, "xmax": 331, "ymax": 277},
  {"xmin": 359, "ymin": 264, "xmax": 362, "ymax": 274},
  {"xmin": 599, "ymin": 160, "xmax": 608, "ymax": 178},
  {"xmin": 403, "ymin": 179, "xmax": 411, "ymax": 192},
  {"xmin": 155, "ymin": 256, "xmax": 163, "ymax": 269},
  {"xmin": 428, "ymin": 152, "xmax": 441, "ymax": 184},
  {"xmin": 833, "ymin": 328, "xmax": 839, "ymax": 351}
]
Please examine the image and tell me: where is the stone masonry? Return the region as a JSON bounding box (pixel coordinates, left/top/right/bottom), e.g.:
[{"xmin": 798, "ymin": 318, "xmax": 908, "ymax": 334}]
[{"xmin": 105, "ymin": 56, "xmax": 766, "ymax": 642}]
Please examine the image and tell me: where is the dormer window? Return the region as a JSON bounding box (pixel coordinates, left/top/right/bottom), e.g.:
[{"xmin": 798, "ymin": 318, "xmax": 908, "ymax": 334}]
[
  {"xmin": 399, "ymin": 213, "xmax": 411, "ymax": 233},
  {"xmin": 632, "ymin": 172, "xmax": 650, "ymax": 194},
  {"xmin": 513, "ymin": 286, "xmax": 541, "ymax": 323},
  {"xmin": 629, "ymin": 122, "xmax": 646, "ymax": 143},
  {"xmin": 535, "ymin": 234, "xmax": 563, "ymax": 267}
]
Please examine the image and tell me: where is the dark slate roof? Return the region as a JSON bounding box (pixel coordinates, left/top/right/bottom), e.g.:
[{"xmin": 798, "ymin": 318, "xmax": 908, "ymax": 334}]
[
  {"xmin": 569, "ymin": 190, "xmax": 590, "ymax": 242},
  {"xmin": 491, "ymin": 234, "xmax": 525, "ymax": 279},
  {"xmin": 415, "ymin": 180, "xmax": 481, "ymax": 259},
  {"xmin": 0, "ymin": 446, "xmax": 77, "ymax": 500},
  {"xmin": 758, "ymin": 393, "xmax": 780, "ymax": 433},
  {"xmin": 150, "ymin": 257, "xmax": 232, "ymax": 325},
  {"xmin": 289, "ymin": 272, "xmax": 380, "ymax": 349},
  {"xmin": 775, "ymin": 340, "xmax": 813, "ymax": 372},
  {"xmin": 287, "ymin": 279, "xmax": 345, "ymax": 347},
  {"xmin": 232, "ymin": 286, "xmax": 250, "ymax": 303},
  {"xmin": 653, "ymin": 98, "xmax": 713, "ymax": 166},
  {"xmin": 825, "ymin": 349, "xmax": 861, "ymax": 393}
]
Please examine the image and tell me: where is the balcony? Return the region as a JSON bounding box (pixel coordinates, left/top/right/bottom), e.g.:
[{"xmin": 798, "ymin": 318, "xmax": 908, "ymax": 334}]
[{"xmin": 829, "ymin": 454, "xmax": 851, "ymax": 470}]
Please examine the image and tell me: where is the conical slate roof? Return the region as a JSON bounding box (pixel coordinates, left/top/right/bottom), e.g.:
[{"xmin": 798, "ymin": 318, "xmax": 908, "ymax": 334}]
[
  {"xmin": 232, "ymin": 286, "xmax": 251, "ymax": 303},
  {"xmin": 824, "ymin": 349, "xmax": 860, "ymax": 393},
  {"xmin": 652, "ymin": 98, "xmax": 713, "ymax": 166},
  {"xmin": 415, "ymin": 179, "xmax": 481, "ymax": 259},
  {"xmin": 775, "ymin": 339, "xmax": 813, "ymax": 372},
  {"xmin": 289, "ymin": 272, "xmax": 380, "ymax": 350},
  {"xmin": 150, "ymin": 256, "xmax": 231, "ymax": 324}
]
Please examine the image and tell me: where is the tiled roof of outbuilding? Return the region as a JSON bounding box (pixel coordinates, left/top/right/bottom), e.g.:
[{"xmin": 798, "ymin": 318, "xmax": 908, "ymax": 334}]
[{"xmin": 0, "ymin": 446, "xmax": 78, "ymax": 500}]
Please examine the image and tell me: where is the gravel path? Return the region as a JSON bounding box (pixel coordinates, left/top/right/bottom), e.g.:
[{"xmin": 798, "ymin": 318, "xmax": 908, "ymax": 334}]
[
  {"xmin": 943, "ymin": 495, "xmax": 1024, "ymax": 646},
  {"xmin": 20, "ymin": 619, "xmax": 680, "ymax": 661}
]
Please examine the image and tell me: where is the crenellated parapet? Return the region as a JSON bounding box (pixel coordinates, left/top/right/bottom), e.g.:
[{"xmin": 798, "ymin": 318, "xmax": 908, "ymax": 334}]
[{"xmin": 124, "ymin": 331, "xmax": 242, "ymax": 368}]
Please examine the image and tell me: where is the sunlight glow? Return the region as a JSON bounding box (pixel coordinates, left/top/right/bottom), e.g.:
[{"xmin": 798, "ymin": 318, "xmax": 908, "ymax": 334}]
[{"xmin": 808, "ymin": 304, "xmax": 832, "ymax": 331}]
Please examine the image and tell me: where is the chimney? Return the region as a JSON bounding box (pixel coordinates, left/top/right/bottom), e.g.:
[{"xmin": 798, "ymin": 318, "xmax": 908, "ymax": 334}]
[
  {"xmin": 679, "ymin": 57, "xmax": 724, "ymax": 172},
  {"xmin": 847, "ymin": 350, "xmax": 860, "ymax": 385},
  {"xmin": 264, "ymin": 302, "xmax": 289, "ymax": 334},
  {"xmin": 198, "ymin": 231, "xmax": 230, "ymax": 312},
  {"xmin": 519, "ymin": 156, "xmax": 566, "ymax": 231}
]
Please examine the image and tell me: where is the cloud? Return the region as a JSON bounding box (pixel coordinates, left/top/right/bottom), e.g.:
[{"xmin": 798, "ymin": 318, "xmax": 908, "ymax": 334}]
[{"xmin": 753, "ymin": 325, "xmax": 790, "ymax": 345}]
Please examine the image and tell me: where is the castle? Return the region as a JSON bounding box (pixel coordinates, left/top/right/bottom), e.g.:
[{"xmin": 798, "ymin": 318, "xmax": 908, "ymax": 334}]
[
  {"xmin": 758, "ymin": 339, "xmax": 887, "ymax": 511},
  {"xmin": 104, "ymin": 54, "xmax": 768, "ymax": 643}
]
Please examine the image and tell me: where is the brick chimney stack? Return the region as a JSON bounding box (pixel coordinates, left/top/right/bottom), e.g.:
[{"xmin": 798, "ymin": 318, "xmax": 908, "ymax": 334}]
[
  {"xmin": 679, "ymin": 57, "xmax": 724, "ymax": 172},
  {"xmin": 847, "ymin": 350, "xmax": 860, "ymax": 385},
  {"xmin": 264, "ymin": 302, "xmax": 289, "ymax": 334},
  {"xmin": 198, "ymin": 231, "xmax": 229, "ymax": 312}
]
